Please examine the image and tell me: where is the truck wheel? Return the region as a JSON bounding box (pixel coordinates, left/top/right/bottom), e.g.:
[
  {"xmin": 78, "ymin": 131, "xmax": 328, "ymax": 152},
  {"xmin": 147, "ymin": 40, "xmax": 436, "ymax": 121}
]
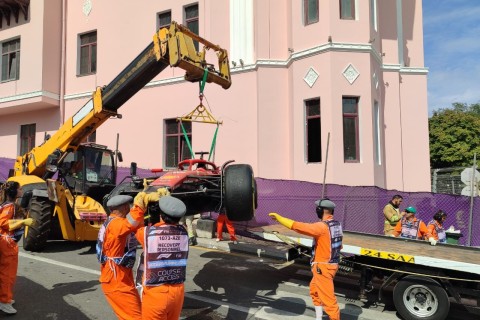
[
  {"xmin": 224, "ymin": 164, "xmax": 256, "ymax": 221},
  {"xmin": 393, "ymin": 275, "xmax": 450, "ymax": 320},
  {"xmin": 23, "ymin": 196, "xmax": 52, "ymax": 252}
]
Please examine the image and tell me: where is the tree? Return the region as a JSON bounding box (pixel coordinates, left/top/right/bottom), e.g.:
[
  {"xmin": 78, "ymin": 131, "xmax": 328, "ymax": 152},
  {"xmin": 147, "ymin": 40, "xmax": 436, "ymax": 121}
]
[{"xmin": 429, "ymin": 103, "xmax": 480, "ymax": 168}]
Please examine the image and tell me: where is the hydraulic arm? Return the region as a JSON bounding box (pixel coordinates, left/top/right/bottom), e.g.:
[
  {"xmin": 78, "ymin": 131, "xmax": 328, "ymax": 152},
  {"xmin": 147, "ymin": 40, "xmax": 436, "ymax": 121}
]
[{"xmin": 13, "ymin": 21, "xmax": 231, "ymax": 178}]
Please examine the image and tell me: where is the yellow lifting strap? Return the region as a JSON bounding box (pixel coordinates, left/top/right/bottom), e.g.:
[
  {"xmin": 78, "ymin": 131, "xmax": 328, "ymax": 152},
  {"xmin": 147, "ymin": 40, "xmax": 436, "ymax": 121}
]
[{"xmin": 178, "ymin": 103, "xmax": 222, "ymax": 125}]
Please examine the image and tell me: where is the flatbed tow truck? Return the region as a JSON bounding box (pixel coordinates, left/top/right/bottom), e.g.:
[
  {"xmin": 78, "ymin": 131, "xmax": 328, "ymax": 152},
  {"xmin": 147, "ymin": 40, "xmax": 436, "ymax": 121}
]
[{"xmin": 252, "ymin": 225, "xmax": 480, "ymax": 320}]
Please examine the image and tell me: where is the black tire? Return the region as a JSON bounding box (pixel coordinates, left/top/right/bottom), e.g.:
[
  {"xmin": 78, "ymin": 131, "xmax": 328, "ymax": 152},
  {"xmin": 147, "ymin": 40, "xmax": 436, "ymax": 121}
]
[
  {"xmin": 23, "ymin": 195, "xmax": 52, "ymax": 252},
  {"xmin": 393, "ymin": 275, "xmax": 450, "ymax": 320},
  {"xmin": 224, "ymin": 164, "xmax": 256, "ymax": 221}
]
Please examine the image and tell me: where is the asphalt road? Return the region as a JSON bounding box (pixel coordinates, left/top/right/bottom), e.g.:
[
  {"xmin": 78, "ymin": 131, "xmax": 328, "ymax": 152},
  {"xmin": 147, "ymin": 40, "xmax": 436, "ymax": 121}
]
[
  {"xmin": 2, "ymin": 239, "xmax": 395, "ymax": 320},
  {"xmin": 3, "ymin": 239, "xmax": 476, "ymax": 319}
]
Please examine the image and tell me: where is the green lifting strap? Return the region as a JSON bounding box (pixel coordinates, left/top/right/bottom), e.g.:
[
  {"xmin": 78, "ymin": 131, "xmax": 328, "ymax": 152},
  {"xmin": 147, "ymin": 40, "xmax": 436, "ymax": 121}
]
[
  {"xmin": 208, "ymin": 124, "xmax": 220, "ymax": 162},
  {"xmin": 180, "ymin": 121, "xmax": 195, "ymax": 159},
  {"xmin": 199, "ymin": 68, "xmax": 208, "ymax": 95}
]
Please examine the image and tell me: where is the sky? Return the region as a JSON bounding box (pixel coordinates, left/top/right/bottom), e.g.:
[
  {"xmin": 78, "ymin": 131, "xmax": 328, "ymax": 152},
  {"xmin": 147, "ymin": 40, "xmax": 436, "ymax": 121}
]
[{"xmin": 422, "ymin": 1, "xmax": 480, "ymax": 115}]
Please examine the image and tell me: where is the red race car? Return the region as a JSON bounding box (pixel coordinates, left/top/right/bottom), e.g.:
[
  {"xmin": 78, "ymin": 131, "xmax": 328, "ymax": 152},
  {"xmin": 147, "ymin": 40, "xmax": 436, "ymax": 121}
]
[{"xmin": 103, "ymin": 157, "xmax": 257, "ymax": 222}]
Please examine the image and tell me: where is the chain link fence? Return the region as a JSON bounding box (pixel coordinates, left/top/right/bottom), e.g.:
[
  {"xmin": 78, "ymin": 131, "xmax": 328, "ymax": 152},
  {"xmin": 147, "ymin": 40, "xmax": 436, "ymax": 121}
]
[
  {"xmin": 235, "ymin": 178, "xmax": 479, "ymax": 247},
  {"xmin": 431, "ymin": 167, "xmax": 472, "ymax": 195}
]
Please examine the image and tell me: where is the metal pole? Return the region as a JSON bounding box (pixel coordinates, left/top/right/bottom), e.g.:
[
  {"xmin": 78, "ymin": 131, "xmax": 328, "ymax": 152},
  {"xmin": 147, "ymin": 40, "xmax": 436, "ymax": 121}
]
[
  {"xmin": 115, "ymin": 133, "xmax": 120, "ymax": 170},
  {"xmin": 432, "ymin": 169, "xmax": 438, "ymax": 193},
  {"xmin": 468, "ymin": 153, "xmax": 476, "ymax": 246},
  {"xmin": 321, "ymin": 132, "xmax": 330, "ymax": 198}
]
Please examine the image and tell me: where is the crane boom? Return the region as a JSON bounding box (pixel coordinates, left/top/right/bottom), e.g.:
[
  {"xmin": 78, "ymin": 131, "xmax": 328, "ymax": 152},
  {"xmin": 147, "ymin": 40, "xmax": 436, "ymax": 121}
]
[{"xmin": 13, "ymin": 21, "xmax": 231, "ymax": 177}]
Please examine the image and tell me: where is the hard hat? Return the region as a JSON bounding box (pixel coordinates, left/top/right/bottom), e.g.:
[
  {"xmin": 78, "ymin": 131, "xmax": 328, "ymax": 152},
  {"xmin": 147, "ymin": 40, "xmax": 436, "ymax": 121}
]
[
  {"xmin": 405, "ymin": 206, "xmax": 417, "ymax": 214},
  {"xmin": 107, "ymin": 195, "xmax": 132, "ymax": 208},
  {"xmin": 315, "ymin": 199, "xmax": 336, "ymax": 209},
  {"xmin": 159, "ymin": 196, "xmax": 186, "ymax": 218}
]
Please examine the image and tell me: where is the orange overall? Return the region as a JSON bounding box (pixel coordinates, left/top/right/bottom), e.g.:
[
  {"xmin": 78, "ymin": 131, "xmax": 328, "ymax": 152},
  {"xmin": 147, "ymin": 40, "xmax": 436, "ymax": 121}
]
[
  {"xmin": 216, "ymin": 213, "xmax": 237, "ymax": 241},
  {"xmin": 136, "ymin": 221, "xmax": 187, "ymax": 320},
  {"xmin": 427, "ymin": 220, "xmax": 447, "ymax": 243},
  {"xmin": 0, "ymin": 203, "xmax": 18, "ymax": 304},
  {"xmin": 292, "ymin": 213, "xmax": 342, "ymax": 320},
  {"xmin": 393, "ymin": 217, "xmax": 431, "ymax": 240},
  {"xmin": 99, "ymin": 205, "xmax": 144, "ymax": 320}
]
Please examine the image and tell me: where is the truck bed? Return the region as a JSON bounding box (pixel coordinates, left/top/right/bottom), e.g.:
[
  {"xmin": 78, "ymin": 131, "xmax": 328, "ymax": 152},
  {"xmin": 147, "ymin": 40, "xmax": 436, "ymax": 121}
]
[{"xmin": 251, "ymin": 225, "xmax": 480, "ymax": 275}]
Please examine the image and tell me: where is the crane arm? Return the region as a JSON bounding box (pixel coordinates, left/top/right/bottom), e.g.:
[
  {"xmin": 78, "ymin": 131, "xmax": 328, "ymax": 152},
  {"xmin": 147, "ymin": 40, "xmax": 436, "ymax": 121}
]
[{"xmin": 13, "ymin": 21, "xmax": 231, "ymax": 177}]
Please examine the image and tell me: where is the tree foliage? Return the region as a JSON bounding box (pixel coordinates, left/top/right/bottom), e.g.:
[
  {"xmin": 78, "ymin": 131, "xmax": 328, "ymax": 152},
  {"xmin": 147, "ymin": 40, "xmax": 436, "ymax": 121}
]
[{"xmin": 429, "ymin": 102, "xmax": 480, "ymax": 168}]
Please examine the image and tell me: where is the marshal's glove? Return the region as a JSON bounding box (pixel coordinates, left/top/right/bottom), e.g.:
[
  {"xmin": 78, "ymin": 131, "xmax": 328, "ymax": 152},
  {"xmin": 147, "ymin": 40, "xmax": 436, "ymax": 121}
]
[
  {"xmin": 134, "ymin": 188, "xmax": 170, "ymax": 210},
  {"xmin": 134, "ymin": 192, "xmax": 148, "ymax": 210},
  {"xmin": 144, "ymin": 188, "xmax": 170, "ymax": 206},
  {"xmin": 156, "ymin": 187, "xmax": 170, "ymax": 197},
  {"xmin": 268, "ymin": 212, "xmax": 294, "ymax": 229},
  {"xmin": 9, "ymin": 218, "xmax": 35, "ymax": 231},
  {"xmin": 23, "ymin": 218, "xmax": 34, "ymax": 227},
  {"xmin": 428, "ymin": 237, "xmax": 437, "ymax": 246},
  {"xmin": 143, "ymin": 192, "xmax": 160, "ymax": 206}
]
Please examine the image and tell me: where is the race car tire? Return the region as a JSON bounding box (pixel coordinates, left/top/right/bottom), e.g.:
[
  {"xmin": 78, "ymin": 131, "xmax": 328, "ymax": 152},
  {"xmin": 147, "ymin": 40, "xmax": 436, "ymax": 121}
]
[
  {"xmin": 224, "ymin": 164, "xmax": 256, "ymax": 221},
  {"xmin": 23, "ymin": 195, "xmax": 52, "ymax": 252},
  {"xmin": 393, "ymin": 275, "xmax": 449, "ymax": 320}
]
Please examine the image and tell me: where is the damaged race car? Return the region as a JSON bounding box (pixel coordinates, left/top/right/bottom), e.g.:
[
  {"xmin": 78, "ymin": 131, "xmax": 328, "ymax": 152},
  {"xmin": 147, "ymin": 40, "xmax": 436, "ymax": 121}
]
[{"xmin": 103, "ymin": 157, "xmax": 257, "ymax": 222}]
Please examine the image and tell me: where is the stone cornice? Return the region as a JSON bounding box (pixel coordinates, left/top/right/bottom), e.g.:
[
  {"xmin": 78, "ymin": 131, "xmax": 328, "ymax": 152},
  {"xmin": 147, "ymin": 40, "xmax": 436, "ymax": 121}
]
[
  {"xmin": 0, "ymin": 90, "xmax": 59, "ymax": 103},
  {"xmin": 61, "ymin": 42, "xmax": 427, "ymax": 101},
  {"xmin": 232, "ymin": 42, "xmax": 427, "ymax": 75},
  {"xmin": 252, "ymin": 43, "xmax": 380, "ymax": 69},
  {"xmin": 382, "ymin": 64, "xmax": 428, "ymax": 74}
]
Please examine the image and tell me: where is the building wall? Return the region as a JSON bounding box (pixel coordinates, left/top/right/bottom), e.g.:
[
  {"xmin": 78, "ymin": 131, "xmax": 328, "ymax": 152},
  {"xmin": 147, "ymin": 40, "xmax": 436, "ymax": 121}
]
[
  {"xmin": 0, "ymin": 0, "xmax": 431, "ymax": 192},
  {"xmin": 0, "ymin": 0, "xmax": 61, "ymax": 156}
]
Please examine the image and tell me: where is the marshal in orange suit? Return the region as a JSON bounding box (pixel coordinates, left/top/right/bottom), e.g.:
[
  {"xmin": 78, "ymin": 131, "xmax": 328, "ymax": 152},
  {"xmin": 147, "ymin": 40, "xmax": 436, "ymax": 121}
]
[
  {"xmin": 135, "ymin": 196, "xmax": 189, "ymax": 320},
  {"xmin": 269, "ymin": 199, "xmax": 343, "ymax": 320},
  {"xmin": 97, "ymin": 190, "xmax": 163, "ymax": 320}
]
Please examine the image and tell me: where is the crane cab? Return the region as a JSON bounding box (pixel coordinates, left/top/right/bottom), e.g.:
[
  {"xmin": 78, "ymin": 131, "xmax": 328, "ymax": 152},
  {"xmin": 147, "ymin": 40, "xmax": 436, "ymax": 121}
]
[{"xmin": 62, "ymin": 143, "xmax": 117, "ymax": 204}]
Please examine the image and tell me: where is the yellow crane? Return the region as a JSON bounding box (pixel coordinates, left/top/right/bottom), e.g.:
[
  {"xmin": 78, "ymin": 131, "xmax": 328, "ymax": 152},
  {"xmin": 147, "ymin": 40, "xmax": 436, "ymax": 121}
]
[{"xmin": 7, "ymin": 22, "xmax": 231, "ymax": 251}]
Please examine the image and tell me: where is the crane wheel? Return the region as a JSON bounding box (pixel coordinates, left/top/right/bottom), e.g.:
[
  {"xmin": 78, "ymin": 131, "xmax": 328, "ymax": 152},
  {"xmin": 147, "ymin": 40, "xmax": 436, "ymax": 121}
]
[{"xmin": 23, "ymin": 195, "xmax": 52, "ymax": 252}]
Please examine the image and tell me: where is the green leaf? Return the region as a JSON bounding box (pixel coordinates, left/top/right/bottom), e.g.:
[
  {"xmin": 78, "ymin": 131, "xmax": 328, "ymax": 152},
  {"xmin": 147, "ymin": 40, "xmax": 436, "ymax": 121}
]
[{"xmin": 429, "ymin": 103, "xmax": 480, "ymax": 168}]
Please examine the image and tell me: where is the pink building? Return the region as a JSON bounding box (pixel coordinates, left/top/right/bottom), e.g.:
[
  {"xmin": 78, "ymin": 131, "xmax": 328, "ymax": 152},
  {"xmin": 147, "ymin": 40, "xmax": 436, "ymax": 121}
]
[{"xmin": 0, "ymin": 0, "xmax": 430, "ymax": 192}]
